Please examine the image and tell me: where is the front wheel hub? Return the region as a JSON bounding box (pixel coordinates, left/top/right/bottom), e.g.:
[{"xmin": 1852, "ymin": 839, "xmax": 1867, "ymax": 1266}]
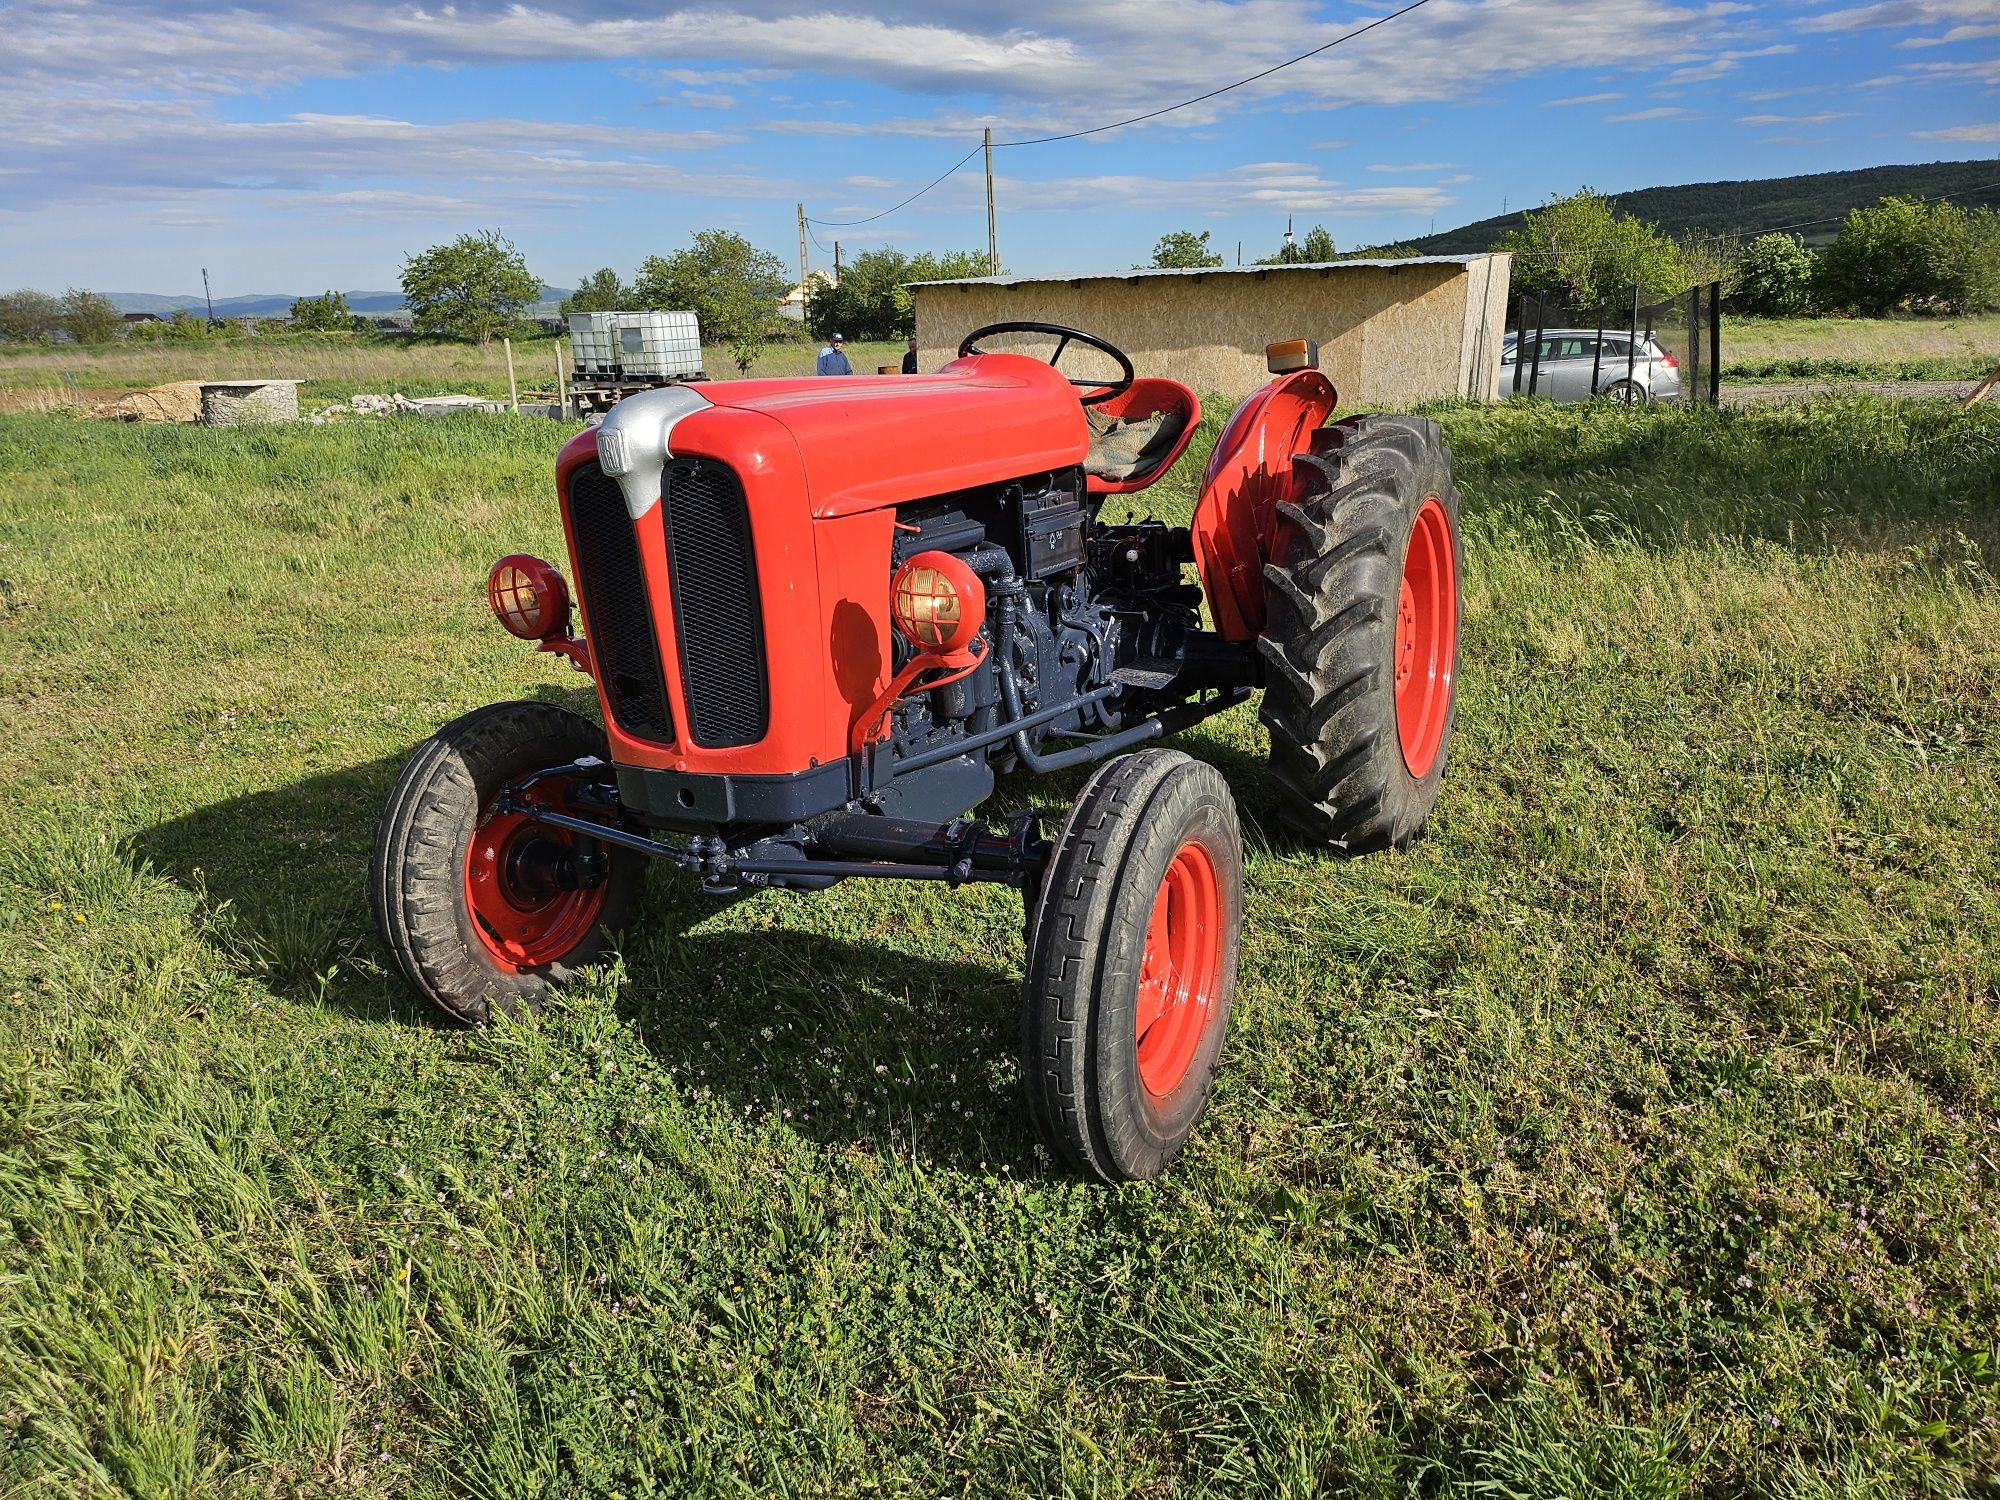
[
  {"xmin": 1134, "ymin": 838, "xmax": 1224, "ymax": 1098},
  {"xmin": 464, "ymin": 783, "xmax": 611, "ymax": 970}
]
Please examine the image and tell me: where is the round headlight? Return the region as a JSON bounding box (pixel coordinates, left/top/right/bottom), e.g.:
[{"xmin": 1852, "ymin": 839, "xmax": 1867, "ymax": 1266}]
[
  {"xmin": 487, "ymin": 554, "xmax": 572, "ymax": 640},
  {"xmin": 889, "ymin": 550, "xmax": 985, "ymax": 657}
]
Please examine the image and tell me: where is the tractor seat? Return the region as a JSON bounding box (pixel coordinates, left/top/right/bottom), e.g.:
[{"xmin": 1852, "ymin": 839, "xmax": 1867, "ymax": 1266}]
[
  {"xmin": 1084, "ymin": 405, "xmax": 1187, "ymax": 482},
  {"xmin": 1079, "ymin": 377, "xmax": 1202, "ymax": 495}
]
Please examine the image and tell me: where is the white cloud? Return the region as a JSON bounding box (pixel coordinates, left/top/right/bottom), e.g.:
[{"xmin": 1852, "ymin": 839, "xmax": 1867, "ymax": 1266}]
[
  {"xmin": 1366, "ymin": 162, "xmax": 1458, "ymax": 172},
  {"xmin": 1800, "ymin": 0, "xmax": 2000, "ymax": 32},
  {"xmin": 1604, "ymin": 106, "xmax": 1696, "ymax": 121},
  {"xmin": 1914, "ymin": 121, "xmax": 2000, "ymax": 140},
  {"xmin": 1735, "ymin": 111, "xmax": 1858, "ymax": 124},
  {"xmin": 1546, "ymin": 91, "xmax": 1623, "ymax": 105}
]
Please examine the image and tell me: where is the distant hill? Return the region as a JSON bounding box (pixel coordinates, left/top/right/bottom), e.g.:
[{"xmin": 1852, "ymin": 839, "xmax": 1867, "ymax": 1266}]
[
  {"xmin": 1409, "ymin": 159, "xmax": 2000, "ymax": 256},
  {"xmin": 104, "ymin": 287, "xmax": 573, "ymax": 319}
]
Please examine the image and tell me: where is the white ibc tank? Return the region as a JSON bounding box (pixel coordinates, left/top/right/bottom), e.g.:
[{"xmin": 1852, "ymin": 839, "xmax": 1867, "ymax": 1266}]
[
  {"xmin": 567, "ymin": 310, "xmax": 705, "ymax": 378},
  {"xmin": 567, "ymin": 312, "xmax": 618, "ymax": 374},
  {"xmin": 615, "ymin": 311, "xmax": 704, "ymax": 377}
]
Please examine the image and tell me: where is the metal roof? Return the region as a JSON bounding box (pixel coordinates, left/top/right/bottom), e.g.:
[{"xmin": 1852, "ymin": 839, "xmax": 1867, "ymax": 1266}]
[{"xmin": 906, "ymin": 253, "xmax": 1500, "ymax": 289}]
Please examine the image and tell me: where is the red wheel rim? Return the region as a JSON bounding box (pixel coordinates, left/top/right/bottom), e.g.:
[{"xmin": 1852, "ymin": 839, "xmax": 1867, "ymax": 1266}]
[
  {"xmin": 1135, "ymin": 839, "xmax": 1224, "ymax": 1099},
  {"xmin": 1393, "ymin": 496, "xmax": 1458, "ymax": 779},
  {"xmin": 462, "ymin": 779, "xmax": 609, "ymax": 970}
]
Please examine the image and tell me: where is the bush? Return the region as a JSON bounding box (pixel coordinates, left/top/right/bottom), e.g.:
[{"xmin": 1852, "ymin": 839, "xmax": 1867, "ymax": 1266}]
[
  {"xmin": 59, "ymin": 288, "xmax": 123, "ymax": 345},
  {"xmin": 289, "ymin": 291, "xmax": 353, "ymax": 332},
  {"xmin": 0, "ymin": 289, "xmax": 63, "ymax": 344},
  {"xmin": 1816, "ymin": 196, "xmax": 2000, "ymax": 316},
  {"xmin": 561, "ymin": 268, "xmax": 629, "ymax": 316},
  {"xmin": 1495, "ymin": 189, "xmax": 1686, "ymax": 311},
  {"xmin": 804, "ymin": 248, "xmax": 989, "ymax": 341},
  {"xmin": 1729, "ymin": 234, "xmax": 1817, "ymax": 316}
]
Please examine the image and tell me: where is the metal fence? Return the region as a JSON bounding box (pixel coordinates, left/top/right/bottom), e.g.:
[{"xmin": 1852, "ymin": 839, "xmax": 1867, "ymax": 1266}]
[{"xmin": 1506, "ymin": 282, "xmax": 1725, "ymax": 405}]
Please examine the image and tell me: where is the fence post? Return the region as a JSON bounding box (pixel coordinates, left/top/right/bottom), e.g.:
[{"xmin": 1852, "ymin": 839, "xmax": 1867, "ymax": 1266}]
[
  {"xmin": 1513, "ymin": 294, "xmax": 1528, "ymax": 394},
  {"xmin": 1591, "ymin": 303, "xmax": 1604, "ymax": 396},
  {"xmin": 1708, "ymin": 281, "xmax": 1722, "ymax": 406},
  {"xmin": 1686, "ymin": 288, "xmax": 1700, "ymax": 406},
  {"xmin": 503, "ymin": 335, "xmax": 519, "ymax": 414},
  {"xmin": 1628, "ymin": 285, "xmax": 1639, "ymax": 390},
  {"xmin": 1528, "ymin": 297, "xmax": 1546, "ymax": 397}
]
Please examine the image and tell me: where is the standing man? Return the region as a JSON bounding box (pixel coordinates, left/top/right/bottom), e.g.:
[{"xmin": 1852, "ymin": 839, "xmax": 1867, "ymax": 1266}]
[
  {"xmin": 816, "ymin": 332, "xmax": 852, "ymax": 376},
  {"xmin": 901, "ymin": 336, "xmax": 919, "ymax": 374}
]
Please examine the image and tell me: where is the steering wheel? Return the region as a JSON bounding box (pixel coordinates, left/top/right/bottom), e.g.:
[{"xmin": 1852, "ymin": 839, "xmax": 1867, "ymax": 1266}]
[{"xmin": 958, "ymin": 321, "xmax": 1135, "ymax": 406}]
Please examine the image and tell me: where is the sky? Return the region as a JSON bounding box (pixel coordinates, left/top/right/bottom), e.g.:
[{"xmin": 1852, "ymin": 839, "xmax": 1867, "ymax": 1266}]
[{"xmin": 3, "ymin": 0, "xmax": 1997, "ymax": 296}]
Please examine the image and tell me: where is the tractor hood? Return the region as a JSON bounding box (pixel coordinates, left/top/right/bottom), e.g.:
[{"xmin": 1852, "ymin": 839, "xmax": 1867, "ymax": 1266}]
[{"xmin": 591, "ymin": 354, "xmax": 1091, "ymax": 521}]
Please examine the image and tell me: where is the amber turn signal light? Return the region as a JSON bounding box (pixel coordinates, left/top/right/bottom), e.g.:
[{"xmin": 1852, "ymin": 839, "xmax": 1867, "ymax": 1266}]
[
  {"xmin": 889, "ymin": 550, "xmax": 985, "ymax": 660},
  {"xmin": 488, "ymin": 554, "xmax": 572, "ymax": 640},
  {"xmin": 1266, "ymin": 338, "xmax": 1320, "ymax": 374}
]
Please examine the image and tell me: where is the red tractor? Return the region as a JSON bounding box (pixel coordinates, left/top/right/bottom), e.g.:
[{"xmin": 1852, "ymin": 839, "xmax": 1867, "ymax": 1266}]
[{"xmin": 372, "ymin": 323, "xmax": 1462, "ymax": 1181}]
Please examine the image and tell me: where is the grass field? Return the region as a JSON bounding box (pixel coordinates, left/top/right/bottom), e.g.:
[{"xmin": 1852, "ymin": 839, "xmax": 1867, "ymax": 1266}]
[
  {"xmin": 0, "ymin": 332, "xmax": 905, "ymax": 407},
  {"xmin": 2, "ymin": 394, "xmax": 1998, "ymax": 1495}
]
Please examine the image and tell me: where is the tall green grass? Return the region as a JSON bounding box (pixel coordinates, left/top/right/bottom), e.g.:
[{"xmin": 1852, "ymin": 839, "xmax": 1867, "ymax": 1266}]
[{"xmin": 1, "ymin": 396, "xmax": 1996, "ymax": 1495}]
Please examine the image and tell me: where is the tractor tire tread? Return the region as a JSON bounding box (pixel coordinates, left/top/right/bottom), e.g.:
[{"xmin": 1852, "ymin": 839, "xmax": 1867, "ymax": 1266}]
[{"xmin": 1259, "ymin": 414, "xmax": 1463, "ymax": 852}]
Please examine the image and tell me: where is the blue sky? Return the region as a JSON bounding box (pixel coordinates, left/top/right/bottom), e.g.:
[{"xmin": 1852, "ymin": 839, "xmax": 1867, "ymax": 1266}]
[{"xmin": 3, "ymin": 0, "xmax": 1996, "ymax": 295}]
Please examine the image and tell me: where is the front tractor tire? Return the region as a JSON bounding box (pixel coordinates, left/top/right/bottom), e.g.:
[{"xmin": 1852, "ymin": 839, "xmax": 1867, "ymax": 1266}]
[
  {"xmin": 1260, "ymin": 415, "xmax": 1464, "ymax": 852},
  {"xmin": 370, "ymin": 700, "xmax": 643, "ymax": 1023},
  {"xmin": 1022, "ymin": 749, "xmax": 1244, "ymax": 1182}
]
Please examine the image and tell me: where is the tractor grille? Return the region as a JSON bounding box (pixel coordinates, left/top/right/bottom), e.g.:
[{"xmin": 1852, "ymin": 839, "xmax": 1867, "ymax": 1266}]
[
  {"xmin": 661, "ymin": 459, "xmax": 769, "ymax": 747},
  {"xmin": 565, "ymin": 461, "xmax": 675, "ymax": 743}
]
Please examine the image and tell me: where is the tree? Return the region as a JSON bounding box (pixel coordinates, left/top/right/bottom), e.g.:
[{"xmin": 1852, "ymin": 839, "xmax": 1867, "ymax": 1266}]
[
  {"xmin": 1301, "ymin": 225, "xmax": 1336, "ymax": 262},
  {"xmin": 0, "ymin": 289, "xmax": 63, "ymax": 344},
  {"xmin": 1816, "ymin": 196, "xmax": 2000, "ymax": 316},
  {"xmin": 632, "ymin": 230, "xmax": 787, "ymax": 344},
  {"xmin": 1676, "ymin": 229, "xmax": 1740, "ymax": 297},
  {"xmin": 803, "ymin": 247, "xmax": 990, "ymax": 342},
  {"xmin": 60, "ymin": 288, "xmax": 122, "ymax": 345},
  {"xmin": 1493, "ymin": 189, "xmax": 1685, "ymax": 312},
  {"xmin": 290, "ymin": 290, "xmax": 354, "ymax": 331},
  {"xmin": 1149, "ymin": 230, "xmax": 1224, "ymax": 269},
  {"xmin": 561, "ymin": 268, "xmax": 629, "ymax": 315},
  {"xmin": 401, "ymin": 230, "xmax": 541, "ymax": 343},
  {"xmin": 1729, "ymin": 234, "xmax": 1816, "ymax": 317}
]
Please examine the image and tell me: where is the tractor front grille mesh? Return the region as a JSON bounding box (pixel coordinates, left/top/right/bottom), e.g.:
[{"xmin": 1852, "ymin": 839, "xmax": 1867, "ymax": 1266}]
[
  {"xmin": 662, "ymin": 459, "xmax": 769, "ymax": 747},
  {"xmin": 565, "ymin": 462, "xmax": 674, "ymax": 743}
]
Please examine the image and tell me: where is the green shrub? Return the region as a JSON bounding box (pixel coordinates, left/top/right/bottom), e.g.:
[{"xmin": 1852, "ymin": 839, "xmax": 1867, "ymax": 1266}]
[{"xmin": 1729, "ymin": 234, "xmax": 1818, "ymax": 316}]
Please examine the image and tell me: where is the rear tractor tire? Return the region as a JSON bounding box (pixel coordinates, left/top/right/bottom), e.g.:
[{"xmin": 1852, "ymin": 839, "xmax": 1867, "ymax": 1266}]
[
  {"xmin": 1021, "ymin": 749, "xmax": 1244, "ymax": 1182},
  {"xmin": 370, "ymin": 700, "xmax": 643, "ymax": 1023},
  {"xmin": 1259, "ymin": 414, "xmax": 1464, "ymax": 852}
]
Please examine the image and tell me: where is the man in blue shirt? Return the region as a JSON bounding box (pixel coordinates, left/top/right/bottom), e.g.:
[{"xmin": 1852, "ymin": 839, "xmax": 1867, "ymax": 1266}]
[{"xmin": 816, "ymin": 333, "xmax": 852, "ymax": 376}]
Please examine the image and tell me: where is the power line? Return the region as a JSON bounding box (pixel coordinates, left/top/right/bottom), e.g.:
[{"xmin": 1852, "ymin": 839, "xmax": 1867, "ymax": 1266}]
[
  {"xmin": 804, "ymin": 0, "xmax": 1436, "ymax": 229},
  {"xmin": 995, "ymin": 0, "xmax": 1435, "ymax": 147},
  {"xmin": 807, "ymin": 144, "xmax": 984, "ymax": 227}
]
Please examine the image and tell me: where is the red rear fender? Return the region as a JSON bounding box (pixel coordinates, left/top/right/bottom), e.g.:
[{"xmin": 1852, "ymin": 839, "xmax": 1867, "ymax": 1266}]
[{"xmin": 1191, "ymin": 370, "xmax": 1336, "ymax": 641}]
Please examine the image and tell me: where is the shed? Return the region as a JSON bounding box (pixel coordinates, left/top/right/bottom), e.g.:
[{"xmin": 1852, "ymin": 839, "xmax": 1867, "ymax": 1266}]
[{"xmin": 909, "ymin": 254, "xmax": 1511, "ymax": 405}]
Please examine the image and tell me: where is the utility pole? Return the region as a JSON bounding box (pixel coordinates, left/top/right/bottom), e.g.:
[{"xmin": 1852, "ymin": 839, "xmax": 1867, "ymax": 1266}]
[
  {"xmin": 201, "ymin": 267, "xmax": 217, "ymax": 328},
  {"xmin": 1283, "ymin": 215, "xmax": 1295, "ymax": 264},
  {"xmin": 834, "ymin": 241, "xmax": 842, "ymax": 280},
  {"xmin": 1236, "ymin": 240, "xmax": 1242, "ymax": 266},
  {"xmin": 984, "ymin": 127, "xmax": 998, "ymax": 275},
  {"xmin": 796, "ymin": 203, "xmax": 808, "ymax": 285}
]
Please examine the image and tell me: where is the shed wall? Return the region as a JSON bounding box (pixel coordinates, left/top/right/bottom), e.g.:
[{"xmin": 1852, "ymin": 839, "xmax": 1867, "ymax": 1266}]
[{"xmin": 914, "ymin": 255, "xmax": 1510, "ymax": 405}]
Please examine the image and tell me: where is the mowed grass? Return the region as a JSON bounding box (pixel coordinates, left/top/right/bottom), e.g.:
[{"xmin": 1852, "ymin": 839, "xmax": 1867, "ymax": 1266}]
[{"xmin": 1, "ymin": 394, "xmax": 1997, "ymax": 1496}]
